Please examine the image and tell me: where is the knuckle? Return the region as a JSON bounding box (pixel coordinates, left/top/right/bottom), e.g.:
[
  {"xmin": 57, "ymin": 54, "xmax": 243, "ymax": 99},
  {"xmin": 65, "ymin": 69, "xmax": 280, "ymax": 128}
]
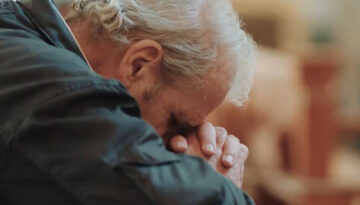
[
  {"xmin": 239, "ymin": 144, "xmax": 249, "ymax": 154},
  {"xmin": 216, "ymin": 132, "xmax": 226, "ymax": 145},
  {"xmin": 200, "ymin": 123, "xmax": 216, "ymax": 141},
  {"xmin": 216, "ymin": 127, "xmax": 227, "ymax": 136},
  {"xmin": 229, "ymin": 135, "xmax": 240, "ymax": 144}
]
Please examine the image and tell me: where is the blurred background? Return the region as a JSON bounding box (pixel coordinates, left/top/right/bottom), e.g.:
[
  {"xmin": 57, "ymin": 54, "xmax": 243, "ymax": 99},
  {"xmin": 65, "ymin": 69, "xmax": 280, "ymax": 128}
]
[
  {"xmin": 55, "ymin": 0, "xmax": 360, "ymax": 204},
  {"xmin": 207, "ymin": 0, "xmax": 360, "ymax": 204}
]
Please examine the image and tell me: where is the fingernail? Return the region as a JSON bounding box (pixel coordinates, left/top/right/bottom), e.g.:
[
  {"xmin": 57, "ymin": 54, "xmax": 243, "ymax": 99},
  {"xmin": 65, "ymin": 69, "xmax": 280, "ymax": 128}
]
[
  {"xmin": 204, "ymin": 143, "xmax": 215, "ymax": 153},
  {"xmin": 176, "ymin": 141, "xmax": 186, "ymax": 149},
  {"xmin": 224, "ymin": 155, "xmax": 234, "ymax": 165}
]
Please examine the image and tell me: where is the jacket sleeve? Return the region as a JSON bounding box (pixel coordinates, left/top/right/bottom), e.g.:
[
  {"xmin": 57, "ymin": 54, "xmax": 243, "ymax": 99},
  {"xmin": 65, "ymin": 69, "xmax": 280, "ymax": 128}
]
[
  {"xmin": 12, "ymin": 87, "xmax": 254, "ymax": 205},
  {"xmin": 0, "ymin": 18, "xmax": 254, "ymax": 205}
]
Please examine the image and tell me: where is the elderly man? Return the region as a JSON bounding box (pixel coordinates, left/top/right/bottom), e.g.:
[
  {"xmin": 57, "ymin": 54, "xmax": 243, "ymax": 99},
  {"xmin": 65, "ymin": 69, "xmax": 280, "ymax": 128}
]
[{"xmin": 0, "ymin": 0, "xmax": 255, "ymax": 204}]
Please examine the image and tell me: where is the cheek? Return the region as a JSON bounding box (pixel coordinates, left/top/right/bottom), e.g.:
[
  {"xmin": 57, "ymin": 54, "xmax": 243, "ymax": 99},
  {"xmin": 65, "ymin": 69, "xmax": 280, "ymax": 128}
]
[
  {"xmin": 129, "ymin": 85, "xmax": 173, "ymax": 137},
  {"xmin": 138, "ymin": 101, "xmax": 170, "ymax": 136}
]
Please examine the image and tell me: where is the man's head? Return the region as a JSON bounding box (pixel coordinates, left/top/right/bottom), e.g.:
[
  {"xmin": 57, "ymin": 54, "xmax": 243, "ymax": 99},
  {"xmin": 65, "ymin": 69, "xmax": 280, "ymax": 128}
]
[{"xmin": 66, "ymin": 0, "xmax": 255, "ymax": 140}]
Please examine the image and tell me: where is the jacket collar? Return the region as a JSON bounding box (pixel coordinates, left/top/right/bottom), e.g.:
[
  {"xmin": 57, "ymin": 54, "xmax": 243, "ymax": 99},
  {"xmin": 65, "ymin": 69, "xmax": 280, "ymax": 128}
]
[{"xmin": 17, "ymin": 0, "xmax": 89, "ymax": 65}]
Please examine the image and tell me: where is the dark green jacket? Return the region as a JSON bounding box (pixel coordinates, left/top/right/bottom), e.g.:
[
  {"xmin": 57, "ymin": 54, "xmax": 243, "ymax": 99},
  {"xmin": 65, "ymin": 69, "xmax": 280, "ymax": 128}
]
[{"xmin": 0, "ymin": 0, "xmax": 254, "ymax": 204}]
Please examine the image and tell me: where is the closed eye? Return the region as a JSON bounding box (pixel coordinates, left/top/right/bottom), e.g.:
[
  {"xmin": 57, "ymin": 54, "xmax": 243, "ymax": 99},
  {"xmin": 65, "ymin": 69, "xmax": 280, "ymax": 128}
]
[
  {"xmin": 169, "ymin": 113, "xmax": 178, "ymax": 127},
  {"xmin": 168, "ymin": 113, "xmax": 198, "ymax": 136}
]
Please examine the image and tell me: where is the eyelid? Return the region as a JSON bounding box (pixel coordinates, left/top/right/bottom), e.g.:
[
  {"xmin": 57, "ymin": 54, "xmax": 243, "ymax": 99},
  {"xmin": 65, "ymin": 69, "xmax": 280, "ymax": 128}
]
[
  {"xmin": 170, "ymin": 113, "xmax": 178, "ymax": 126},
  {"xmin": 178, "ymin": 123, "xmax": 198, "ymax": 136},
  {"xmin": 169, "ymin": 113, "xmax": 198, "ymax": 136},
  {"xmin": 181, "ymin": 126, "xmax": 198, "ymax": 135}
]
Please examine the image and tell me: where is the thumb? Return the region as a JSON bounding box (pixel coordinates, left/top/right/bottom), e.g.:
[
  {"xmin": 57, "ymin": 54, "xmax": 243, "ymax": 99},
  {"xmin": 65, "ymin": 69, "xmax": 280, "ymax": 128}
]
[{"xmin": 169, "ymin": 135, "xmax": 188, "ymax": 153}]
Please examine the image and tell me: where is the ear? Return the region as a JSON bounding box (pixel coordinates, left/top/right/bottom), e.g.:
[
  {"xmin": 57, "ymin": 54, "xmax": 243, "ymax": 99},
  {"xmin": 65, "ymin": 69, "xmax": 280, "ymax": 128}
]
[{"xmin": 117, "ymin": 39, "xmax": 164, "ymax": 87}]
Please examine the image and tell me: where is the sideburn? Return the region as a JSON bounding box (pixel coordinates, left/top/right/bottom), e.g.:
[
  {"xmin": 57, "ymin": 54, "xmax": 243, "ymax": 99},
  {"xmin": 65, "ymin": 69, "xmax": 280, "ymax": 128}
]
[{"xmin": 143, "ymin": 83, "xmax": 163, "ymax": 103}]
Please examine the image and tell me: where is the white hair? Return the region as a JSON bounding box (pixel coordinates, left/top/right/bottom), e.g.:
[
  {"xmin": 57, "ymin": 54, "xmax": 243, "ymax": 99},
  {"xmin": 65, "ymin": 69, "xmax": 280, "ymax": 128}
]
[{"xmin": 68, "ymin": 0, "xmax": 255, "ymax": 106}]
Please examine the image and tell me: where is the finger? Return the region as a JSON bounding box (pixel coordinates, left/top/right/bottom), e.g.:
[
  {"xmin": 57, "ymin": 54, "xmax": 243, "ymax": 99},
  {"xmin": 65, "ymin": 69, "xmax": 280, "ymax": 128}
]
[
  {"xmin": 169, "ymin": 135, "xmax": 188, "ymax": 153},
  {"xmin": 198, "ymin": 122, "xmax": 217, "ymax": 156},
  {"xmin": 215, "ymin": 126, "xmax": 227, "ymax": 147},
  {"xmin": 222, "ymin": 135, "xmax": 241, "ymax": 167},
  {"xmin": 239, "ymin": 165, "xmax": 245, "ymax": 189},
  {"xmin": 238, "ymin": 143, "xmax": 249, "ymax": 165}
]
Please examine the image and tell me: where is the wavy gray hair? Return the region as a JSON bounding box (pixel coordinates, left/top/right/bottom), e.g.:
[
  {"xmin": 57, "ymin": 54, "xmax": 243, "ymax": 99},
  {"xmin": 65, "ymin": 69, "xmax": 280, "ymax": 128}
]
[{"xmin": 67, "ymin": 0, "xmax": 255, "ymax": 106}]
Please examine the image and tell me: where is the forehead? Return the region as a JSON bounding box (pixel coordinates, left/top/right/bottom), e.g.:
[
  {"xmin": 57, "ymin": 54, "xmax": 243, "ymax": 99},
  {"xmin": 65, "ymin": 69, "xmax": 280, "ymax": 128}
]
[{"xmin": 171, "ymin": 62, "xmax": 235, "ymax": 127}]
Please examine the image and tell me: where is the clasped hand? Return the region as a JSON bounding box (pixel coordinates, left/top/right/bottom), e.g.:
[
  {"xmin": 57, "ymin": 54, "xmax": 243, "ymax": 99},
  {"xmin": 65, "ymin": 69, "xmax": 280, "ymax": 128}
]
[{"xmin": 169, "ymin": 122, "xmax": 248, "ymax": 189}]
